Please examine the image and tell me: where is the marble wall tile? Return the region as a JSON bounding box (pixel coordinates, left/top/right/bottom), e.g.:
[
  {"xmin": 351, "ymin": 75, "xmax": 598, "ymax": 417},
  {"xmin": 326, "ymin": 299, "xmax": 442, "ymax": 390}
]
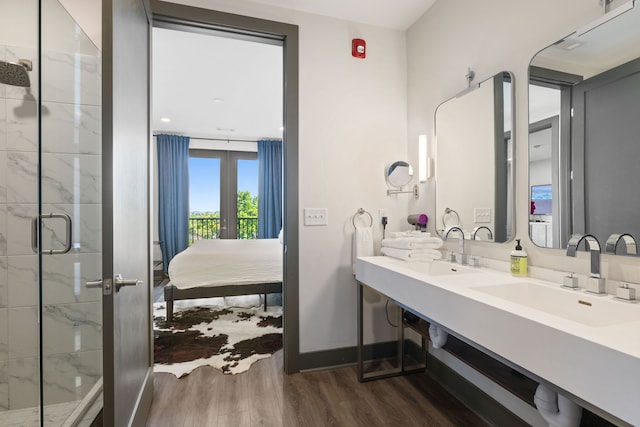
[
  {"xmin": 0, "ymin": 257, "xmax": 7, "ymax": 308},
  {"xmin": 5, "ymin": 152, "xmax": 37, "ymax": 203},
  {"xmin": 0, "ymin": 2, "xmax": 38, "ymax": 49},
  {"xmin": 7, "ymin": 356, "xmax": 38, "ymax": 410},
  {"xmin": 0, "ymin": 152, "xmax": 7, "ymax": 204},
  {"xmin": 0, "ymin": 309, "xmax": 7, "ymax": 360},
  {"xmin": 43, "ymin": 350, "xmax": 101, "ymax": 406},
  {"xmin": 43, "ymin": 302, "xmax": 102, "ymax": 355},
  {"xmin": 42, "ymin": 103, "xmax": 101, "ymax": 155},
  {"xmin": 42, "ymin": 252, "xmax": 101, "ymax": 305},
  {"xmin": 40, "ymin": 0, "xmax": 100, "ymax": 57},
  {"xmin": 41, "ymin": 153, "xmax": 101, "ymax": 205},
  {"xmin": 0, "ymin": 406, "xmax": 39, "ymax": 426},
  {"xmin": 41, "ymin": 203, "xmax": 101, "ymax": 254},
  {"xmin": 0, "ymin": 359, "xmax": 7, "ymax": 411},
  {"xmin": 0, "ymin": 46, "xmax": 6, "ymax": 99},
  {"xmin": 7, "ymin": 255, "xmax": 37, "ymax": 308},
  {"xmin": 8, "ymin": 307, "xmax": 38, "ymax": 359},
  {"xmin": 0, "ymin": 204, "xmax": 6, "ymax": 255},
  {"xmin": 5, "ymin": 99, "xmax": 37, "ymax": 152},
  {"xmin": 0, "ymin": 97, "xmax": 6, "ymax": 150},
  {"xmin": 41, "ymin": 50, "xmax": 100, "ymax": 107},
  {"xmin": 6, "ymin": 203, "xmax": 37, "ymax": 256}
]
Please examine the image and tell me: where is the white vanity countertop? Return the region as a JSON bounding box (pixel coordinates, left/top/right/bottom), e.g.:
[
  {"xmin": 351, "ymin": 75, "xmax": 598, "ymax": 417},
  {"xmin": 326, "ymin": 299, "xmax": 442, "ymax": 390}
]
[{"xmin": 356, "ymin": 256, "xmax": 640, "ymax": 426}]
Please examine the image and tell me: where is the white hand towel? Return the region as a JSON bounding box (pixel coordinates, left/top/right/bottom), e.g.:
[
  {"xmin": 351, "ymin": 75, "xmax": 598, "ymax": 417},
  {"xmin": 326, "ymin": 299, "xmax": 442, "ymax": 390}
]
[
  {"xmin": 380, "ymin": 247, "xmax": 442, "ymax": 262},
  {"xmin": 381, "ymin": 237, "xmax": 443, "ymax": 250},
  {"xmin": 352, "ymin": 227, "xmax": 374, "ymax": 274}
]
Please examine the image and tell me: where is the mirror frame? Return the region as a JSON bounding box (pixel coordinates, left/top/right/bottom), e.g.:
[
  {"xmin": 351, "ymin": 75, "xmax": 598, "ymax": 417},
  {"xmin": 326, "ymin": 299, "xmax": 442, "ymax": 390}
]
[
  {"xmin": 434, "ymin": 71, "xmax": 515, "ymax": 243},
  {"xmin": 527, "ymin": 3, "xmax": 640, "ymax": 254}
]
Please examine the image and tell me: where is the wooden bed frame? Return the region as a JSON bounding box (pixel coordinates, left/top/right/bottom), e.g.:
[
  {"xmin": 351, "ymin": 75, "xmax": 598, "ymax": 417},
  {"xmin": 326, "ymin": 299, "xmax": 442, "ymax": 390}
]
[{"xmin": 164, "ymin": 281, "xmax": 282, "ymax": 321}]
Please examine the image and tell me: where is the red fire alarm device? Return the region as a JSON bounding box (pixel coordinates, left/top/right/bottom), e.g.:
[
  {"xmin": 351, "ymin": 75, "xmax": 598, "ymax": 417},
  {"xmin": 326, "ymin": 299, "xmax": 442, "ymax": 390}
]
[{"xmin": 352, "ymin": 38, "xmax": 366, "ymax": 59}]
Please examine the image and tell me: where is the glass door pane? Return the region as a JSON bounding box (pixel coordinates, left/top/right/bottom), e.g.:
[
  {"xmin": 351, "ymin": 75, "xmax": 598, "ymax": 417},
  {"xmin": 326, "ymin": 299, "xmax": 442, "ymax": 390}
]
[
  {"xmin": 189, "ymin": 156, "xmax": 221, "ymax": 242},
  {"xmin": 40, "ymin": 0, "xmax": 103, "ymax": 425},
  {"xmin": 0, "ymin": 1, "xmax": 40, "ymax": 425},
  {"xmin": 236, "ymin": 158, "xmax": 258, "ymax": 239}
]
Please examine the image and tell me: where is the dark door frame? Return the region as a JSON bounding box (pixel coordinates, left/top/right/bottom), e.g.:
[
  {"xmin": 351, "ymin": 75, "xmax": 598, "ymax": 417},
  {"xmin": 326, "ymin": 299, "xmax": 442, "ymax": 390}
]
[{"xmin": 149, "ymin": 0, "xmax": 300, "ymax": 373}]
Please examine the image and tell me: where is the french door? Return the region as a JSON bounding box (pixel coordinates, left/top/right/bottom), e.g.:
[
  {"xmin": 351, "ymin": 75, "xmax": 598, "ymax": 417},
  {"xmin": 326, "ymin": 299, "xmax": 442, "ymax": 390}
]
[{"xmin": 189, "ymin": 149, "xmax": 258, "ymax": 239}]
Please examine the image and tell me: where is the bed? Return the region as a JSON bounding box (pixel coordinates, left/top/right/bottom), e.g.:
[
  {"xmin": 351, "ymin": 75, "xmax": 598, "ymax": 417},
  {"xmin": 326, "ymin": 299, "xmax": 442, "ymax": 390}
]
[{"xmin": 164, "ymin": 238, "xmax": 283, "ymax": 321}]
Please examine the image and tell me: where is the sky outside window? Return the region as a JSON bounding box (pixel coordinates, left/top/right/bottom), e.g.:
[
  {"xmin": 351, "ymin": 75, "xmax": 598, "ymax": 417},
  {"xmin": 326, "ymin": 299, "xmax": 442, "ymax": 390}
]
[{"xmin": 189, "ymin": 157, "xmax": 258, "ymax": 213}]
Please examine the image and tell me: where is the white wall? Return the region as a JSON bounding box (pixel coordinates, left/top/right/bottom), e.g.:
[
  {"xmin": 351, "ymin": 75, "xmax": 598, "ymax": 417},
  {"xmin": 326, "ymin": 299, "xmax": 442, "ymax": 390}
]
[
  {"xmin": 407, "ymin": 0, "xmax": 621, "ymax": 271},
  {"xmin": 167, "ymin": 0, "xmax": 640, "ymax": 355},
  {"xmin": 164, "ymin": 0, "xmax": 410, "ymax": 353}
]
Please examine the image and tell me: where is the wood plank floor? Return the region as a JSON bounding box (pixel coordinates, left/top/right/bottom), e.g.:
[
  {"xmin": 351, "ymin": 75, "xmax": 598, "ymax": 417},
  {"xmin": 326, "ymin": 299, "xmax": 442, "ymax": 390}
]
[{"xmin": 146, "ymin": 351, "xmax": 489, "ymax": 427}]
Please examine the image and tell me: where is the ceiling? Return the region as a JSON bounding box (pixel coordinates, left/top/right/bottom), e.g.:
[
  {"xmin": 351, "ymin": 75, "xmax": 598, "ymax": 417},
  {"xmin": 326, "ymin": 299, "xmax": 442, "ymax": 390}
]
[
  {"xmin": 152, "ymin": 27, "xmax": 284, "ymax": 141},
  {"xmin": 152, "ymin": 0, "xmax": 437, "ymax": 142},
  {"xmin": 245, "ymin": 0, "xmax": 437, "ymax": 30}
]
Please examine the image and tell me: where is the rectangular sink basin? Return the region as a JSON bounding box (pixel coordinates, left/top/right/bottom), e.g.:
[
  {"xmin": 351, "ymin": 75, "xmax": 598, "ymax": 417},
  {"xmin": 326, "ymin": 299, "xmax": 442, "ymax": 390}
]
[
  {"xmin": 404, "ymin": 261, "xmax": 479, "ymax": 276},
  {"xmin": 474, "ymin": 282, "xmax": 640, "ymax": 327}
]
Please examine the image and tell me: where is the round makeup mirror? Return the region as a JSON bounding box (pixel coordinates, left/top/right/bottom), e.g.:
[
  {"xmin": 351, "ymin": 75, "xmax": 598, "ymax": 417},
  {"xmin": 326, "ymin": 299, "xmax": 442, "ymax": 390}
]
[{"xmin": 385, "ymin": 161, "xmax": 414, "ymax": 188}]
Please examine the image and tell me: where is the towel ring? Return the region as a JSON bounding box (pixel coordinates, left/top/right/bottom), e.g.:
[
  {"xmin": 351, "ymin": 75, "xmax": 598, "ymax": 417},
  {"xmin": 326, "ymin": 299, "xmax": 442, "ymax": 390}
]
[
  {"xmin": 352, "ymin": 208, "xmax": 373, "ymax": 229},
  {"xmin": 442, "ymin": 207, "xmax": 460, "ymax": 229}
]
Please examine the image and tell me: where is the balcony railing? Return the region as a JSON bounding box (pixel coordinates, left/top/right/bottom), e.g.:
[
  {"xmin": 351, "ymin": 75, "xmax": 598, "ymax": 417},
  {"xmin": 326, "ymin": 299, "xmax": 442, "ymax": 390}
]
[{"xmin": 189, "ymin": 217, "xmax": 258, "ymax": 243}]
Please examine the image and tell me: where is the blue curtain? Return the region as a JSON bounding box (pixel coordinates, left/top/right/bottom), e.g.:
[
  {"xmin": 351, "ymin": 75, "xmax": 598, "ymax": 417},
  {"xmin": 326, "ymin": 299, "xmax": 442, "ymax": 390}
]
[
  {"xmin": 157, "ymin": 134, "xmax": 190, "ymax": 272},
  {"xmin": 258, "ymin": 139, "xmax": 283, "ymax": 239}
]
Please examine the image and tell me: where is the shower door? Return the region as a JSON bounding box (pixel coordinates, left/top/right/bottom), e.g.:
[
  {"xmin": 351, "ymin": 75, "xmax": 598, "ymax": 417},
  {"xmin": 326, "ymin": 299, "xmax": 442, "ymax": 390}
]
[
  {"xmin": 0, "ymin": 0, "xmax": 103, "ymax": 425},
  {"xmin": 39, "ymin": 0, "xmax": 104, "ymax": 425}
]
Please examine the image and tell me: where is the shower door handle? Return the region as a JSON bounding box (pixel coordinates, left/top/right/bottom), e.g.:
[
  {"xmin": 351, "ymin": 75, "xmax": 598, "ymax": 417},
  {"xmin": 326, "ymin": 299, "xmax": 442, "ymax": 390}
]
[
  {"xmin": 31, "ymin": 213, "xmax": 73, "ymax": 255},
  {"xmin": 115, "ymin": 274, "xmax": 142, "ymax": 292},
  {"xmin": 85, "ymin": 278, "xmax": 113, "ymax": 296}
]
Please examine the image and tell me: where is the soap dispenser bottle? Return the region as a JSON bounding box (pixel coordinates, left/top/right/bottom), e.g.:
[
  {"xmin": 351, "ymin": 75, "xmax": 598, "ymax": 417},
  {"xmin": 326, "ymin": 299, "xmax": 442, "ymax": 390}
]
[{"xmin": 510, "ymin": 239, "xmax": 528, "ymax": 276}]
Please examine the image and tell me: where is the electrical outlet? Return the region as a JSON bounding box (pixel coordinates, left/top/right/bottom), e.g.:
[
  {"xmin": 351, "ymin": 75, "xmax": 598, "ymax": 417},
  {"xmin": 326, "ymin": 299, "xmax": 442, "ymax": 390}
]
[
  {"xmin": 304, "ymin": 208, "xmax": 328, "ymax": 226},
  {"xmin": 474, "ymin": 208, "xmax": 491, "ymax": 223}
]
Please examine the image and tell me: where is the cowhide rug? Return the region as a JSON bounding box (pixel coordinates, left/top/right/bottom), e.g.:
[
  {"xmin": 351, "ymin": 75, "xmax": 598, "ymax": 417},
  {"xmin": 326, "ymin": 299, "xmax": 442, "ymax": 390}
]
[{"xmin": 153, "ymin": 303, "xmax": 282, "ymax": 377}]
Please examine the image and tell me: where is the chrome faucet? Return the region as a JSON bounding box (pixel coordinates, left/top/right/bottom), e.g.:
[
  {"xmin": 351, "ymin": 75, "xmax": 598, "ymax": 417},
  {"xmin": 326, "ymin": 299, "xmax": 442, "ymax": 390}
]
[
  {"xmin": 565, "ymin": 234, "xmax": 606, "ymax": 294},
  {"xmin": 444, "ymin": 226, "xmax": 467, "ymax": 265},
  {"xmin": 605, "ymin": 233, "xmax": 637, "ymax": 255},
  {"xmin": 471, "ymin": 226, "xmax": 493, "ymax": 241}
]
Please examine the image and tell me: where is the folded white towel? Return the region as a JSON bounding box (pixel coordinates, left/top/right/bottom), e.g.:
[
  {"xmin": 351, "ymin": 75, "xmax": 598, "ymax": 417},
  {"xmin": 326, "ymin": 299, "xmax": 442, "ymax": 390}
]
[
  {"xmin": 381, "ymin": 236, "xmax": 443, "ymax": 250},
  {"xmin": 352, "ymin": 227, "xmax": 374, "ymax": 274},
  {"xmin": 380, "ymin": 247, "xmax": 442, "ymax": 262},
  {"xmin": 387, "ymin": 230, "xmax": 431, "ymax": 239}
]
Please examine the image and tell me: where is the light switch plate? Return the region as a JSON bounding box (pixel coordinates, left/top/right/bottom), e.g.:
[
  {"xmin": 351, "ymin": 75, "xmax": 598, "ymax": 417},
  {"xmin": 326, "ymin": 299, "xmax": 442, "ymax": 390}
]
[
  {"xmin": 304, "ymin": 208, "xmax": 328, "ymax": 226},
  {"xmin": 474, "ymin": 208, "xmax": 491, "ymax": 223}
]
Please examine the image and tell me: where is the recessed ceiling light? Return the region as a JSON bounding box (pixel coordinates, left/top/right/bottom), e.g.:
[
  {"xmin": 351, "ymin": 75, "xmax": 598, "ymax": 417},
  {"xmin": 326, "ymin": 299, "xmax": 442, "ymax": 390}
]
[
  {"xmin": 160, "ymin": 117, "xmax": 171, "ymax": 123},
  {"xmin": 213, "ymin": 98, "xmax": 225, "ymax": 103},
  {"xmin": 217, "ymin": 127, "xmax": 235, "ymax": 132}
]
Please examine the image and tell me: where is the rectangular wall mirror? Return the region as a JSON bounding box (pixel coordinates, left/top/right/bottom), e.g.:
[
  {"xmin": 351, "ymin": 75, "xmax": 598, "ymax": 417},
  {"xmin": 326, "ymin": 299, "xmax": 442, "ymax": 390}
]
[
  {"xmin": 435, "ymin": 72, "xmax": 514, "ymax": 243},
  {"xmin": 528, "ymin": 1, "xmax": 640, "ymax": 254}
]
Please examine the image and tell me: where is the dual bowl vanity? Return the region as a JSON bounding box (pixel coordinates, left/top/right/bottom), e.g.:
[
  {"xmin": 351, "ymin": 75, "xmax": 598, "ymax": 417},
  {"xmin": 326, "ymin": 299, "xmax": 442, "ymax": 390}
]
[{"xmin": 356, "ymin": 257, "xmax": 640, "ymax": 426}]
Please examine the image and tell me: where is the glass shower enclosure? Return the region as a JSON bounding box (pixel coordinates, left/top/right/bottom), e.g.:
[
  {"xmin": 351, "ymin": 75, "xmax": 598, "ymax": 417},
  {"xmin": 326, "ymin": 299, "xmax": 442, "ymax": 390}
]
[{"xmin": 1, "ymin": 0, "xmax": 103, "ymax": 425}]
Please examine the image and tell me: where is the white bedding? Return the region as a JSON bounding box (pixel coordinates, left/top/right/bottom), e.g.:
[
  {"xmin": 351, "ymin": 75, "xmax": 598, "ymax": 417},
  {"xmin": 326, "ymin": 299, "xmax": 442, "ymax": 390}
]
[{"xmin": 168, "ymin": 239, "xmax": 283, "ymax": 290}]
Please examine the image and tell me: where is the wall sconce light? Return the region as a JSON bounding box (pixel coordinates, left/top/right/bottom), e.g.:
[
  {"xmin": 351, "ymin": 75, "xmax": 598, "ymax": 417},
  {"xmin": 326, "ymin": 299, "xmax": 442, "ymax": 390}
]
[
  {"xmin": 418, "ymin": 134, "xmax": 433, "ymax": 182},
  {"xmin": 418, "ymin": 134, "xmax": 427, "ymax": 183}
]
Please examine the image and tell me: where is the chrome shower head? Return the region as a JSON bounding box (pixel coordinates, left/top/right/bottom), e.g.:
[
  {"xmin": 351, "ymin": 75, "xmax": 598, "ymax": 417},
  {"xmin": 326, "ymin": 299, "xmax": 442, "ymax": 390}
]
[{"xmin": 0, "ymin": 59, "xmax": 32, "ymax": 87}]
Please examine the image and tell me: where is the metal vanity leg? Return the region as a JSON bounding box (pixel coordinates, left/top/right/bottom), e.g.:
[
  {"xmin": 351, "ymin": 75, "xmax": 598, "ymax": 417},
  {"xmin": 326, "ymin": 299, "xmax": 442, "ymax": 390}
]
[
  {"xmin": 357, "ymin": 281, "xmax": 364, "ymax": 382},
  {"xmin": 399, "ymin": 308, "xmax": 406, "ymax": 372}
]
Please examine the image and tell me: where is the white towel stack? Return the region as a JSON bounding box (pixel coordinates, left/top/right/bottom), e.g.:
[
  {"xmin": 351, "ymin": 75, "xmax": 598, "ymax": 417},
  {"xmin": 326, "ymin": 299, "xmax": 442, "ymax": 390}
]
[{"xmin": 381, "ymin": 232, "xmax": 443, "ymax": 262}]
